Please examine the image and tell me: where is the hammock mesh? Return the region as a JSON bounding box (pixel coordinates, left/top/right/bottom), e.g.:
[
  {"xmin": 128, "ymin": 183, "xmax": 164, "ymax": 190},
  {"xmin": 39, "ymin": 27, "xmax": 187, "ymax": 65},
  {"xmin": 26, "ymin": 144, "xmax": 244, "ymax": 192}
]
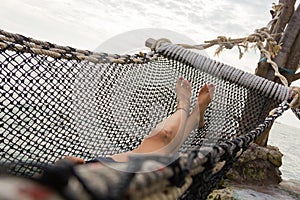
[{"xmin": 0, "ymin": 30, "xmax": 296, "ymax": 199}]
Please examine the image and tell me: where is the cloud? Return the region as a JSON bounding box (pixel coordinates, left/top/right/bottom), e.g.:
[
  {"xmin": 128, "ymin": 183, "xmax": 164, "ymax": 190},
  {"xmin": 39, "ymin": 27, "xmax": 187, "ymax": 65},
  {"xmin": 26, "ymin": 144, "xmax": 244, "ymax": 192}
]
[{"xmin": 1, "ymin": 0, "xmax": 277, "ymax": 48}]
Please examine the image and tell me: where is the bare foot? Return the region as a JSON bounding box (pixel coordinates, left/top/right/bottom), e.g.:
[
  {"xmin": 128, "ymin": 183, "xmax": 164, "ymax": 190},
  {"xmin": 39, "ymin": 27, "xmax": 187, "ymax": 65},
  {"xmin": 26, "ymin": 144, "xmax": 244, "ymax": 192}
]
[
  {"xmin": 191, "ymin": 84, "xmax": 215, "ymax": 128},
  {"xmin": 175, "ymin": 77, "xmax": 192, "ymax": 114}
]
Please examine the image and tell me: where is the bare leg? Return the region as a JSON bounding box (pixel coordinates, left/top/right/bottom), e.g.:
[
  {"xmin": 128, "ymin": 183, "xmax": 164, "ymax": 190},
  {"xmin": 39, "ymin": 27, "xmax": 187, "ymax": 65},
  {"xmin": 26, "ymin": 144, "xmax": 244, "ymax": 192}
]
[
  {"xmin": 111, "ymin": 78, "xmax": 192, "ymax": 162},
  {"xmin": 59, "ymin": 82, "xmax": 214, "ymax": 164},
  {"xmin": 170, "ymin": 83, "xmax": 215, "ymax": 152},
  {"xmin": 111, "ymin": 83, "xmax": 215, "ymax": 161}
]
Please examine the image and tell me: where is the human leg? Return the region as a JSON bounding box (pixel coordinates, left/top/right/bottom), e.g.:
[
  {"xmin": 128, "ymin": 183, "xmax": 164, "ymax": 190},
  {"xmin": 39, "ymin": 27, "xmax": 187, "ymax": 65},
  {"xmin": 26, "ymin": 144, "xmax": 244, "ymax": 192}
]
[
  {"xmin": 170, "ymin": 83, "xmax": 215, "ymax": 152},
  {"xmin": 111, "ymin": 78, "xmax": 192, "ymax": 161},
  {"xmin": 60, "ymin": 82, "xmax": 215, "ymax": 163},
  {"xmin": 111, "ymin": 82, "xmax": 215, "ymax": 161}
]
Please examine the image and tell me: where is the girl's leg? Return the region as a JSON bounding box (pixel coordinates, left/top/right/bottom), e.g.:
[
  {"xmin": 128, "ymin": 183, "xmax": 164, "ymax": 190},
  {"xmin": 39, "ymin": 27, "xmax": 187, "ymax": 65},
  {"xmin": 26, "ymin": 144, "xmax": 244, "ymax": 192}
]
[
  {"xmin": 111, "ymin": 83, "xmax": 215, "ymax": 162},
  {"xmin": 170, "ymin": 83, "xmax": 215, "ymax": 152},
  {"xmin": 60, "ymin": 82, "xmax": 215, "ymax": 163},
  {"xmin": 111, "ymin": 78, "xmax": 192, "ymax": 162}
]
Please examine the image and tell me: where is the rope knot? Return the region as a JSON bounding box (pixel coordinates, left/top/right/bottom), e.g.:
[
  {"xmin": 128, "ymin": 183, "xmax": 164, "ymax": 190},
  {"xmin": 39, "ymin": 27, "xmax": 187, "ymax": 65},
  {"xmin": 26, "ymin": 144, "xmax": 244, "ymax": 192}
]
[
  {"xmin": 290, "ymin": 86, "xmax": 300, "ymax": 108},
  {"xmin": 217, "ymin": 36, "xmax": 228, "ymax": 42}
]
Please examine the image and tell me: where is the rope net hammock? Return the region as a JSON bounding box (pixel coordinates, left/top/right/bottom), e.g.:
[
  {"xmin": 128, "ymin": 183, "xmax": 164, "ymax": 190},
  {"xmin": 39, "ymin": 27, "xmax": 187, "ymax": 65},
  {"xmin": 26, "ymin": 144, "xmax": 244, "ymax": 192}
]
[{"xmin": 0, "ymin": 30, "xmax": 299, "ymax": 199}]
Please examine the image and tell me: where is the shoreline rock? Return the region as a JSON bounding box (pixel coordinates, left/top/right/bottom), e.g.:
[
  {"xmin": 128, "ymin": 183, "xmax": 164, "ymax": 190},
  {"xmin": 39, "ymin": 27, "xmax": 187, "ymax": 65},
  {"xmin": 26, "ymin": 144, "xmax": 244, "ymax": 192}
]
[
  {"xmin": 207, "ymin": 181, "xmax": 300, "ymax": 200},
  {"xmin": 225, "ymin": 143, "xmax": 282, "ymax": 185},
  {"xmin": 207, "ymin": 143, "xmax": 300, "ymax": 200}
]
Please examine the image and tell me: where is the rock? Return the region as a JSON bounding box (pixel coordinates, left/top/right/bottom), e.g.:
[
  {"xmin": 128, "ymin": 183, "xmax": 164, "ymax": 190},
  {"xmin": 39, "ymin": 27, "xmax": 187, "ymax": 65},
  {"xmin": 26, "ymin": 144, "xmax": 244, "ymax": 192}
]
[
  {"xmin": 207, "ymin": 181, "xmax": 300, "ymax": 200},
  {"xmin": 280, "ymin": 180, "xmax": 300, "ymax": 195},
  {"xmin": 225, "ymin": 143, "xmax": 282, "ymax": 185},
  {"xmin": 207, "ymin": 143, "xmax": 300, "ymax": 199},
  {"xmin": 207, "ymin": 187, "xmax": 234, "ymax": 200}
]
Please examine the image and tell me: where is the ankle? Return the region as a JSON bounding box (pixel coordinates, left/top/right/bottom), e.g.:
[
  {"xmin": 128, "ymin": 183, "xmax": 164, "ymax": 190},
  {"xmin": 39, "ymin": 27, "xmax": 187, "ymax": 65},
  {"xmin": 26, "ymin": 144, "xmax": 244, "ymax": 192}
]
[{"xmin": 176, "ymin": 107, "xmax": 189, "ymax": 115}]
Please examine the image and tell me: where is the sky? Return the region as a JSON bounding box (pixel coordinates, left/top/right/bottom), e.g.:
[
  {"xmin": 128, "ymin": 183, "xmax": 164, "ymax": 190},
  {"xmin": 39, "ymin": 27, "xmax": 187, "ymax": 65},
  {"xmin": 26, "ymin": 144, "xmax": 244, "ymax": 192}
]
[{"xmin": 0, "ymin": 0, "xmax": 299, "ymax": 127}]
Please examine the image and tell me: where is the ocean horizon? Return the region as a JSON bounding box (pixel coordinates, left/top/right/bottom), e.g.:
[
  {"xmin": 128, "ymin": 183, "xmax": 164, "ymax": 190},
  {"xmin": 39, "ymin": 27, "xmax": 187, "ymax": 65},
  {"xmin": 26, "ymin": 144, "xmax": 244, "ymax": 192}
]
[{"xmin": 269, "ymin": 121, "xmax": 300, "ymax": 181}]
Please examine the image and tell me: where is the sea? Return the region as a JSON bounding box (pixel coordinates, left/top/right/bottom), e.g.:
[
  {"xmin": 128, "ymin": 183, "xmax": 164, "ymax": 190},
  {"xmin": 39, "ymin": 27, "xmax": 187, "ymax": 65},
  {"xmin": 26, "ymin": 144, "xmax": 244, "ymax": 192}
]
[
  {"xmin": 1, "ymin": 0, "xmax": 300, "ymax": 197},
  {"xmin": 269, "ymin": 121, "xmax": 300, "ymax": 182}
]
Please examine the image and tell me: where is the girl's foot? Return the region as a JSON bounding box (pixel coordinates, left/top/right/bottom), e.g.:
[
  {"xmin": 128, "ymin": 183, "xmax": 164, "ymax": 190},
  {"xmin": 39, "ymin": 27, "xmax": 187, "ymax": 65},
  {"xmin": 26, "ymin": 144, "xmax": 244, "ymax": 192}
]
[
  {"xmin": 191, "ymin": 84, "xmax": 215, "ymax": 128},
  {"xmin": 175, "ymin": 77, "xmax": 192, "ymax": 115}
]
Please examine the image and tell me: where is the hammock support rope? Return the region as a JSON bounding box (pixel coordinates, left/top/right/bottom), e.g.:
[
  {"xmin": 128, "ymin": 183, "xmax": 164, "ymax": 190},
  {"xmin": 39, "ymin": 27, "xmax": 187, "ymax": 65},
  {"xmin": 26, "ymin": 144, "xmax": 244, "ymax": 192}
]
[
  {"xmin": 0, "ymin": 30, "xmax": 299, "ymax": 199},
  {"xmin": 146, "ymin": 38, "xmax": 290, "ymax": 102}
]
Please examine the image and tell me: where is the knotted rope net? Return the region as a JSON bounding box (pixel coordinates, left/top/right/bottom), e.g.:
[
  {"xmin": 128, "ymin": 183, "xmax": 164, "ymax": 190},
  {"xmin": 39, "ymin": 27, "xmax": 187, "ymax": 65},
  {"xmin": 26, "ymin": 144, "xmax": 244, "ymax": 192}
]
[{"xmin": 0, "ymin": 30, "xmax": 298, "ymax": 199}]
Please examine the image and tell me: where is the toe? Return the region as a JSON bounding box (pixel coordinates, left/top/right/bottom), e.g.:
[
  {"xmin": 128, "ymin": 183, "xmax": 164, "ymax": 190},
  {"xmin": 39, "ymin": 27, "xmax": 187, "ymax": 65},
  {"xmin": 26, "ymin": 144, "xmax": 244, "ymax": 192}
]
[
  {"xmin": 199, "ymin": 84, "xmax": 208, "ymax": 94},
  {"xmin": 183, "ymin": 80, "xmax": 192, "ymax": 89},
  {"xmin": 176, "ymin": 77, "xmax": 183, "ymax": 87},
  {"xmin": 207, "ymin": 84, "xmax": 215, "ymax": 99},
  {"xmin": 207, "ymin": 84, "xmax": 215, "ymax": 91}
]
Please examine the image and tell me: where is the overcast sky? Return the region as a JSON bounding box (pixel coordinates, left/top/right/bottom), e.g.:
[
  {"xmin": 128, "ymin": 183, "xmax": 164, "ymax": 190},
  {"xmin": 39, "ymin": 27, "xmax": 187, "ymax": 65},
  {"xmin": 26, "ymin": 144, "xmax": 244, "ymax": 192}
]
[
  {"xmin": 0, "ymin": 0, "xmax": 285, "ymax": 48},
  {"xmin": 1, "ymin": 0, "xmax": 299, "ymax": 127},
  {"xmin": 1, "ymin": 0, "xmax": 299, "ymax": 74}
]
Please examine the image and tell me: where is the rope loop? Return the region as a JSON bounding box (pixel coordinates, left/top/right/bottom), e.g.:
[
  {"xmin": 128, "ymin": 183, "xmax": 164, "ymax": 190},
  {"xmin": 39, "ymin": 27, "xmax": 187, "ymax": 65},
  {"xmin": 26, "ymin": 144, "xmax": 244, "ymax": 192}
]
[{"xmin": 290, "ymin": 86, "xmax": 300, "ymax": 108}]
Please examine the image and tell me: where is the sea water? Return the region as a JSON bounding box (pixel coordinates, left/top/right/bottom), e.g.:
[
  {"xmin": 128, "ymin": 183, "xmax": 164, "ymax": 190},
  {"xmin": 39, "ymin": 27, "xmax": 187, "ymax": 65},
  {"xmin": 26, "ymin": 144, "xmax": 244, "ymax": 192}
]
[{"xmin": 269, "ymin": 122, "xmax": 300, "ymax": 181}]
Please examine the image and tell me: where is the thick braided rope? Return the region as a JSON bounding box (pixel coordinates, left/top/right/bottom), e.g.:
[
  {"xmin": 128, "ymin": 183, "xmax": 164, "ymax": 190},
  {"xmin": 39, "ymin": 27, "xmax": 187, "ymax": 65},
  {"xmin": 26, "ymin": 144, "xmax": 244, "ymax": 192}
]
[
  {"xmin": 148, "ymin": 40, "xmax": 291, "ymax": 102},
  {"xmin": 217, "ymin": 26, "xmax": 288, "ymax": 85},
  {"xmin": 0, "ymin": 29, "xmax": 158, "ymax": 64},
  {"xmin": 150, "ymin": 25, "xmax": 288, "ymax": 86},
  {"xmin": 292, "ymin": 108, "xmax": 300, "ymax": 120},
  {"xmin": 137, "ymin": 176, "xmax": 193, "ymax": 200},
  {"xmin": 174, "ymin": 101, "xmax": 290, "ymax": 199},
  {"xmin": 188, "ymin": 101, "xmax": 290, "ymax": 177},
  {"xmin": 48, "ymin": 102, "xmax": 288, "ymax": 200},
  {"xmin": 89, "ymin": 102, "xmax": 289, "ymax": 199}
]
